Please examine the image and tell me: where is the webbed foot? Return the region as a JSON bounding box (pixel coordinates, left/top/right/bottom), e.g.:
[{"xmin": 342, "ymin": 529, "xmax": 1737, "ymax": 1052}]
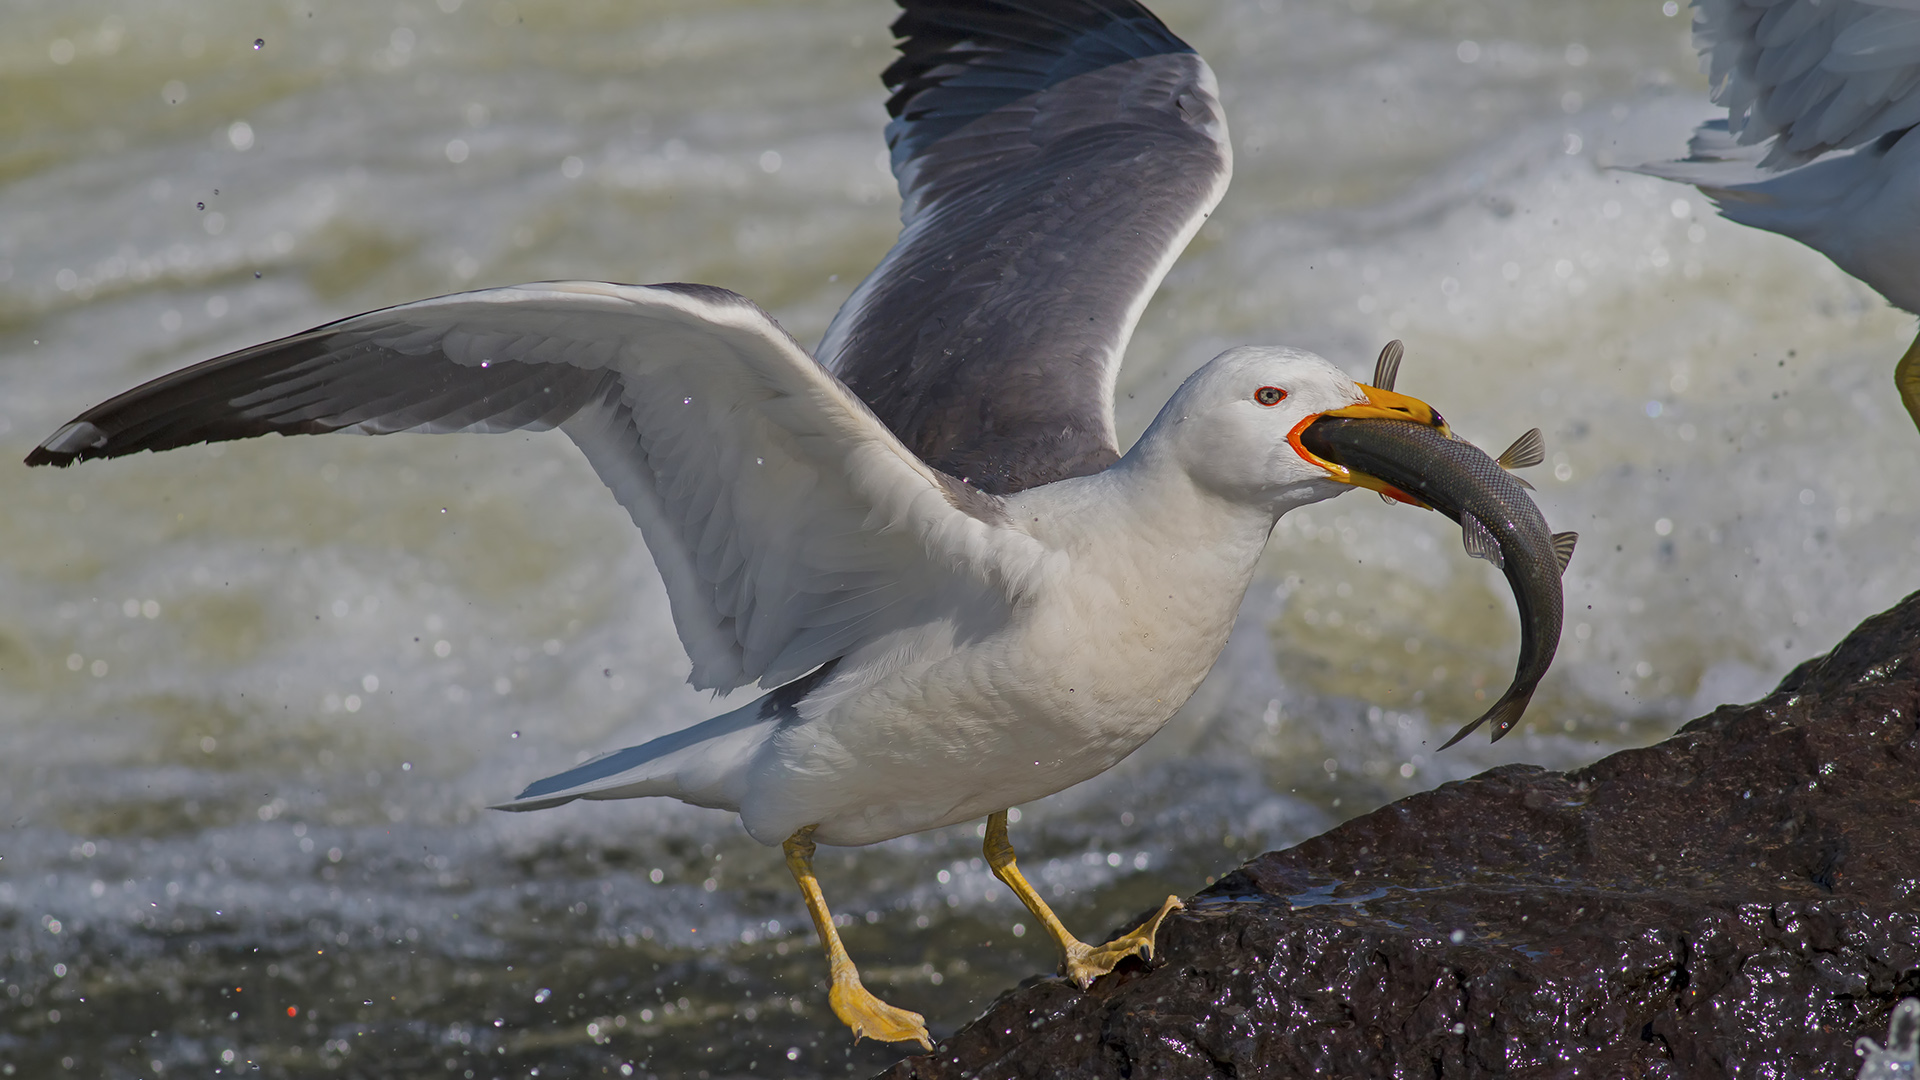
[
  {"xmin": 1896, "ymin": 329, "xmax": 1920, "ymax": 434},
  {"xmin": 828, "ymin": 970, "xmax": 932, "ymax": 1050},
  {"xmin": 1059, "ymin": 894, "xmax": 1183, "ymax": 988}
]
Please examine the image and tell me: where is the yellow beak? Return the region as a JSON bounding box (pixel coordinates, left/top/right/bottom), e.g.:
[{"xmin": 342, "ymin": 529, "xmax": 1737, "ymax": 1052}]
[
  {"xmin": 1287, "ymin": 383, "xmax": 1451, "ymax": 506},
  {"xmin": 1322, "ymin": 383, "xmax": 1451, "ymax": 434}
]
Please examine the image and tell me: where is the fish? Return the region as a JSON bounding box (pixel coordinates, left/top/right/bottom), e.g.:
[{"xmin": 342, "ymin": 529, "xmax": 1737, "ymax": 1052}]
[{"xmin": 1297, "ymin": 415, "xmax": 1577, "ymax": 748}]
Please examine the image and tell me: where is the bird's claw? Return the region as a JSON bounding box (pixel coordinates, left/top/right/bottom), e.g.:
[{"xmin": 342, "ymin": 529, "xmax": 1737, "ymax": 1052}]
[
  {"xmin": 828, "ymin": 970, "xmax": 932, "ymax": 1051},
  {"xmin": 1060, "ymin": 894, "xmax": 1183, "ymax": 988}
]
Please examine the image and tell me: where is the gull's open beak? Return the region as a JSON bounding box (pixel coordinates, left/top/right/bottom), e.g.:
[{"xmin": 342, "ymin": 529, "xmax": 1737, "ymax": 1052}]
[{"xmin": 1288, "ymin": 383, "xmax": 1451, "ymax": 506}]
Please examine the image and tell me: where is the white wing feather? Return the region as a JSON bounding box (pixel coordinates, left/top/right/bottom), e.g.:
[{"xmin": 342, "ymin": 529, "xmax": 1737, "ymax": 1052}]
[{"xmin": 384, "ymin": 285, "xmax": 1052, "ymax": 691}]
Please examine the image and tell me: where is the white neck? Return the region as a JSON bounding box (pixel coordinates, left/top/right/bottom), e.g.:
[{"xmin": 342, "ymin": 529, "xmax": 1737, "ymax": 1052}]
[{"xmin": 1009, "ymin": 425, "xmax": 1337, "ymax": 653}]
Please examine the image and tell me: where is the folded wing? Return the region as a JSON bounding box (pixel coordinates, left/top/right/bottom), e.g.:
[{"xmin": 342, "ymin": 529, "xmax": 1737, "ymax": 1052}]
[
  {"xmin": 27, "ymin": 282, "xmax": 1048, "ymax": 692},
  {"xmin": 817, "ymin": 0, "xmax": 1232, "ymax": 494}
]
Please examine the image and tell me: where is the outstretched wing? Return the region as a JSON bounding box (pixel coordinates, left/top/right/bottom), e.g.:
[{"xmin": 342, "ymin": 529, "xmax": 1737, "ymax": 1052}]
[
  {"xmin": 1695, "ymin": 0, "xmax": 1920, "ymax": 167},
  {"xmin": 816, "ymin": 0, "xmax": 1232, "ymax": 494},
  {"xmin": 28, "ymin": 282, "xmax": 1048, "ymax": 693}
]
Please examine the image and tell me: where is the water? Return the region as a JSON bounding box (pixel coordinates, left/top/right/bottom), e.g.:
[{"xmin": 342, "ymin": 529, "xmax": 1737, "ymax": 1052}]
[{"xmin": 3, "ymin": 1, "xmax": 1916, "ymax": 1077}]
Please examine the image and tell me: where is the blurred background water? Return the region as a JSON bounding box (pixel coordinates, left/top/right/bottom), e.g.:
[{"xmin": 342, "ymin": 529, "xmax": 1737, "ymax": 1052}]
[{"xmin": 2, "ymin": 0, "xmax": 1916, "ymax": 1077}]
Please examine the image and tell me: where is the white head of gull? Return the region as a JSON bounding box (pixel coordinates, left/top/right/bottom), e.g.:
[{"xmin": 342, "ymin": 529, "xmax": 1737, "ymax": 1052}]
[
  {"xmin": 1639, "ymin": 0, "xmax": 1920, "ymax": 430},
  {"xmin": 25, "ymin": 0, "xmax": 1453, "ymax": 1052}
]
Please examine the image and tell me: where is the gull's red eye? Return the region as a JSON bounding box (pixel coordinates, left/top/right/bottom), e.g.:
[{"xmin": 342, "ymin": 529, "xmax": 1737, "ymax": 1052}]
[{"xmin": 1254, "ymin": 386, "xmax": 1287, "ymax": 406}]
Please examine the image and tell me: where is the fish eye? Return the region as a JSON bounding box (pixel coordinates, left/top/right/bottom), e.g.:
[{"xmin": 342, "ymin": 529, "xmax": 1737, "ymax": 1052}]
[{"xmin": 1254, "ymin": 386, "xmax": 1287, "ymax": 406}]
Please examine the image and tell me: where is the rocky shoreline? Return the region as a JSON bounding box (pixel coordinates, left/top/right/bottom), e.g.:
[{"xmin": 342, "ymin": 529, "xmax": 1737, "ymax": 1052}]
[{"xmin": 881, "ymin": 591, "xmax": 1920, "ymax": 1078}]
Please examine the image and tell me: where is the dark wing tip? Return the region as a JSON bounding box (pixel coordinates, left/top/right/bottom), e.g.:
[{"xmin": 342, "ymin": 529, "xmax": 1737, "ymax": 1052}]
[
  {"xmin": 19, "ymin": 331, "xmax": 353, "ymax": 468},
  {"xmin": 25, "ymin": 415, "xmax": 293, "ymax": 467},
  {"xmin": 487, "ymin": 791, "xmax": 579, "ymax": 813},
  {"xmin": 24, "ymin": 421, "xmax": 108, "ymax": 467},
  {"xmin": 489, "ymin": 766, "xmax": 601, "ymax": 812},
  {"xmin": 883, "ymin": 0, "xmax": 1194, "ymax": 155},
  {"xmin": 25, "ymin": 401, "xmax": 334, "ymax": 468}
]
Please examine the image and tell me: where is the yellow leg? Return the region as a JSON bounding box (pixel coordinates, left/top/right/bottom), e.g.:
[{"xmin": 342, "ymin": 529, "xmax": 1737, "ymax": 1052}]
[
  {"xmin": 982, "ymin": 810, "xmax": 1182, "ymax": 989},
  {"xmin": 1896, "ymin": 328, "xmax": 1920, "ymax": 436},
  {"xmin": 783, "ymin": 827, "xmax": 931, "ymax": 1051}
]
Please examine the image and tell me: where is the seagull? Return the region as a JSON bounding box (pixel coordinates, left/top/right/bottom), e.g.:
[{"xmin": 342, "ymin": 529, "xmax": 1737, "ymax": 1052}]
[
  {"xmin": 1640, "ymin": 0, "xmax": 1920, "ymax": 431},
  {"xmin": 26, "ymin": 0, "xmax": 1456, "ymax": 1050}
]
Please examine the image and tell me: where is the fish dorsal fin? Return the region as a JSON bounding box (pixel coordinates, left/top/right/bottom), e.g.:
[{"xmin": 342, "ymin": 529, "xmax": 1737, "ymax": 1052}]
[
  {"xmin": 1551, "ymin": 530, "xmax": 1578, "ymax": 575},
  {"xmin": 1372, "ymin": 339, "xmax": 1403, "ymax": 391},
  {"xmin": 1509, "ymin": 473, "xmax": 1536, "ymax": 491},
  {"xmin": 1461, "ymin": 512, "xmax": 1504, "ymax": 568},
  {"xmin": 1497, "ymin": 428, "xmax": 1544, "ymax": 471}
]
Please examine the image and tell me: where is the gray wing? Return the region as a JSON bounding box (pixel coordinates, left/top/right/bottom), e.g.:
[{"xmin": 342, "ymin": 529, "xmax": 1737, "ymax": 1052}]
[
  {"xmin": 26, "ymin": 282, "xmax": 1049, "ymax": 694},
  {"xmin": 1695, "ymin": 0, "xmax": 1920, "ymax": 167},
  {"xmin": 816, "ymin": 0, "xmax": 1232, "ymax": 495}
]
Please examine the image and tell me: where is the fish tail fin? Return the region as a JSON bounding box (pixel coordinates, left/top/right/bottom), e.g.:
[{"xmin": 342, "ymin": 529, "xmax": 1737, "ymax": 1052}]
[{"xmin": 1437, "ymin": 690, "xmax": 1536, "ymax": 750}]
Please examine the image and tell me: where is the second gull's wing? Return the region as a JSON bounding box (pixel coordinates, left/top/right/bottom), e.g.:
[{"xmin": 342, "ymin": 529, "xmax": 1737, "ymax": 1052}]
[
  {"xmin": 1695, "ymin": 0, "xmax": 1920, "ymax": 167},
  {"xmin": 817, "ymin": 0, "xmax": 1232, "ymax": 494}
]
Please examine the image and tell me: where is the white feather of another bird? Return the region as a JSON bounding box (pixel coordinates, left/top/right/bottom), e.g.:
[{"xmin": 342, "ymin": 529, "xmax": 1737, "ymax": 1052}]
[
  {"xmin": 1696, "ymin": 0, "xmax": 1920, "ymax": 166},
  {"xmin": 1637, "ymin": 1, "xmax": 1920, "ymax": 314}
]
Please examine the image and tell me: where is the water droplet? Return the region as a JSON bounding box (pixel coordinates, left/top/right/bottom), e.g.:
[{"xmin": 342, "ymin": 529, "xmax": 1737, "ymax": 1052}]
[
  {"xmin": 253, "ymin": 38, "xmax": 265, "ymax": 50},
  {"xmin": 196, "ymin": 202, "xmax": 205, "ymax": 211},
  {"xmin": 682, "ymin": 396, "xmax": 692, "ymax": 405},
  {"xmin": 510, "ymin": 731, "xmax": 521, "ymax": 739}
]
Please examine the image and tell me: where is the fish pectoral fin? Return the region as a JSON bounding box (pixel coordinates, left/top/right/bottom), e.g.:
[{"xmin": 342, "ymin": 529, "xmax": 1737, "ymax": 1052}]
[
  {"xmin": 1461, "ymin": 513, "xmax": 1504, "ymax": 568},
  {"xmin": 1551, "ymin": 530, "xmax": 1578, "ymax": 575},
  {"xmin": 1372, "ymin": 339, "xmax": 1404, "ymax": 391},
  {"xmin": 1496, "ymin": 428, "xmax": 1544, "ymax": 471}
]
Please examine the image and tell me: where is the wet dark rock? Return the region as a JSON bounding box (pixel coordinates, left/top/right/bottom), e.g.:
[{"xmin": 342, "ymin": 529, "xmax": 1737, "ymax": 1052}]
[{"xmin": 883, "ymin": 591, "xmax": 1920, "ymax": 1078}]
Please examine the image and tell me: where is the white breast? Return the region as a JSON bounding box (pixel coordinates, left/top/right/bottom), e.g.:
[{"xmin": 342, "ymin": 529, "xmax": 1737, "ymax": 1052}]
[{"xmin": 736, "ymin": 466, "xmax": 1279, "ymax": 846}]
